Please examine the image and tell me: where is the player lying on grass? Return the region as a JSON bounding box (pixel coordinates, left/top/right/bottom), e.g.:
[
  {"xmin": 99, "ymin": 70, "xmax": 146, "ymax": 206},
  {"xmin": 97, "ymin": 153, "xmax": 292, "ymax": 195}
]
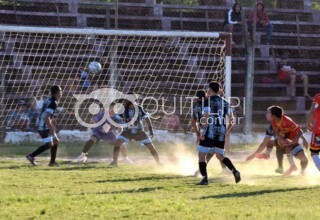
[
  {"xmin": 196, "ymin": 81, "xmax": 241, "ymax": 185},
  {"xmin": 246, "ymin": 108, "xmax": 308, "ymax": 176},
  {"xmin": 110, "ymin": 93, "xmax": 161, "ymax": 167},
  {"xmin": 26, "ymin": 85, "xmax": 62, "ymax": 166},
  {"xmin": 76, "ymin": 102, "xmax": 133, "ymax": 164},
  {"xmin": 268, "ymin": 105, "xmax": 308, "ymax": 175},
  {"xmin": 192, "ymin": 89, "xmax": 228, "ymax": 177},
  {"xmin": 307, "ymin": 93, "xmax": 320, "ymax": 172}
]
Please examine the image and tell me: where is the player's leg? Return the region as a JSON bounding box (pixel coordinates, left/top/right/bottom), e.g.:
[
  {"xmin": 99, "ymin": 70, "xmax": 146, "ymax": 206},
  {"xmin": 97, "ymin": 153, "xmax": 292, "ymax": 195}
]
[
  {"xmin": 275, "ymin": 145, "xmax": 284, "ymax": 173},
  {"xmin": 120, "ymin": 144, "xmax": 134, "ymax": 164},
  {"xmin": 198, "ymin": 151, "xmax": 209, "ymax": 185},
  {"xmin": 283, "ymin": 153, "xmax": 298, "ymax": 177},
  {"xmin": 111, "ymin": 131, "xmax": 131, "ymax": 166},
  {"xmin": 300, "ymin": 74, "xmax": 310, "ymax": 98},
  {"xmin": 49, "ymin": 118, "xmax": 59, "ymax": 166},
  {"xmin": 290, "ymin": 74, "xmax": 296, "ymax": 97},
  {"xmin": 213, "ymin": 139, "xmax": 241, "ymax": 183},
  {"xmin": 310, "ymin": 134, "xmax": 320, "ymax": 171},
  {"xmin": 291, "ymin": 145, "xmax": 308, "ymax": 175},
  {"xmin": 144, "ymin": 143, "xmax": 161, "ymax": 165},
  {"xmin": 76, "ymin": 135, "xmax": 98, "ymax": 163},
  {"xmin": 311, "ymin": 150, "xmax": 320, "ymax": 172},
  {"xmin": 26, "ymin": 130, "xmax": 52, "ymax": 166}
]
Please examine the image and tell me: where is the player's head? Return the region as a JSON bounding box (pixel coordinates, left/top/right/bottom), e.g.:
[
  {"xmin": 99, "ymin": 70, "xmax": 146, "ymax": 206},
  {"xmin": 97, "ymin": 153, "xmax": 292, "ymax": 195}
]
[
  {"xmin": 208, "ymin": 81, "xmax": 221, "ymax": 96},
  {"xmin": 233, "ymin": 2, "xmax": 241, "ymax": 12},
  {"xmin": 268, "ymin": 105, "xmax": 284, "ymax": 119},
  {"xmin": 265, "ymin": 108, "xmax": 273, "ymax": 122},
  {"xmin": 196, "ymin": 90, "xmax": 207, "ymax": 100},
  {"xmin": 50, "ymin": 85, "xmax": 62, "ymax": 100},
  {"xmin": 125, "ymin": 92, "xmax": 138, "ymax": 106},
  {"xmin": 109, "ymin": 102, "xmax": 116, "ymax": 116}
]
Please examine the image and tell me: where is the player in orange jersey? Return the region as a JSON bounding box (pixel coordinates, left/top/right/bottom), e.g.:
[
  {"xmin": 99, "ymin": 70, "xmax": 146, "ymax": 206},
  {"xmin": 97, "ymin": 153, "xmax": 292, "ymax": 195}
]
[
  {"xmin": 307, "ymin": 93, "xmax": 320, "ymax": 172},
  {"xmin": 269, "ymin": 105, "xmax": 308, "ymax": 175}
]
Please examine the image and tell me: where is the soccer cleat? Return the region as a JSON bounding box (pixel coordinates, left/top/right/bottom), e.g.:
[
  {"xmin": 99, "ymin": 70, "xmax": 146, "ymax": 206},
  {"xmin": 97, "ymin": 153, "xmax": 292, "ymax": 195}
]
[
  {"xmin": 26, "ymin": 155, "xmax": 37, "ymax": 166},
  {"xmin": 255, "ymin": 153, "xmax": 270, "ymax": 160},
  {"xmin": 194, "ymin": 170, "xmax": 201, "ymax": 178},
  {"xmin": 283, "ymin": 166, "xmax": 298, "ymax": 177},
  {"xmin": 197, "ymin": 177, "xmax": 208, "ymax": 185},
  {"xmin": 275, "ymin": 167, "xmax": 284, "ymax": 174},
  {"xmin": 76, "ymin": 153, "xmax": 88, "ymax": 163},
  {"xmin": 109, "ymin": 160, "xmax": 118, "ymax": 167},
  {"xmin": 233, "ymin": 170, "xmax": 241, "ymax": 184},
  {"xmin": 123, "ymin": 157, "xmax": 134, "ymax": 164},
  {"xmin": 48, "ymin": 162, "xmax": 60, "ymax": 167}
]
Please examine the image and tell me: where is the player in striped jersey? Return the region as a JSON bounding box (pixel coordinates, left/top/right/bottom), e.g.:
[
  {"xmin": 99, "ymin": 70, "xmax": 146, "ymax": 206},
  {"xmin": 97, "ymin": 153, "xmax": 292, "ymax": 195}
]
[{"xmin": 26, "ymin": 85, "xmax": 61, "ymax": 166}]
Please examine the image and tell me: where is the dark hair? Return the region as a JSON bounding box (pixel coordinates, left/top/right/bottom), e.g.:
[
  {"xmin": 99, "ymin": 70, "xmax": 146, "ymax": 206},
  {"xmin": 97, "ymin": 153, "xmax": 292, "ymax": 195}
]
[
  {"xmin": 50, "ymin": 85, "xmax": 61, "ymax": 96},
  {"xmin": 196, "ymin": 90, "xmax": 207, "ymax": 99},
  {"xmin": 208, "ymin": 81, "xmax": 221, "ymax": 93},
  {"xmin": 257, "ymin": 2, "xmax": 264, "ymax": 11},
  {"xmin": 268, "ymin": 106, "xmax": 283, "ymax": 118},
  {"xmin": 233, "ymin": 2, "xmax": 241, "ymax": 11}
]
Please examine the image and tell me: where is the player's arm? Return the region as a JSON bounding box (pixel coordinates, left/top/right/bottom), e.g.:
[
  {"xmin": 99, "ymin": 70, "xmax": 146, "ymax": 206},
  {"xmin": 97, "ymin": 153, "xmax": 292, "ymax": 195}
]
[
  {"xmin": 246, "ymin": 136, "xmax": 272, "ymax": 161},
  {"xmin": 226, "ymin": 108, "xmax": 235, "ymax": 134},
  {"xmin": 191, "ymin": 117, "xmax": 200, "ymax": 143},
  {"xmin": 285, "ymin": 129, "xmax": 303, "ymax": 148},
  {"xmin": 44, "ymin": 112, "xmax": 57, "ymax": 143}
]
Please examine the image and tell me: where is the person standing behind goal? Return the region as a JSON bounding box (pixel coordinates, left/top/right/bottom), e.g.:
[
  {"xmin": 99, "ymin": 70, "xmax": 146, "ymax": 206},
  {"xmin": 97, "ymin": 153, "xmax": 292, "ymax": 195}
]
[{"xmin": 26, "ymin": 85, "xmax": 62, "ymax": 166}]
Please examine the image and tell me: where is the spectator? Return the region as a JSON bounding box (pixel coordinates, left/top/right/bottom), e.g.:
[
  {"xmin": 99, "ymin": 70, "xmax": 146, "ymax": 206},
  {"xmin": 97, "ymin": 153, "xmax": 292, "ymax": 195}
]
[
  {"xmin": 247, "ymin": 1, "xmax": 273, "ymax": 44},
  {"xmin": 161, "ymin": 108, "xmax": 184, "ymax": 133},
  {"xmin": 224, "ymin": 2, "xmax": 242, "ymax": 35},
  {"xmin": 277, "ymin": 57, "xmax": 310, "ymax": 99},
  {"xmin": 6, "ymin": 100, "xmax": 30, "ymax": 131},
  {"xmin": 25, "ymin": 98, "xmax": 40, "ymax": 131}
]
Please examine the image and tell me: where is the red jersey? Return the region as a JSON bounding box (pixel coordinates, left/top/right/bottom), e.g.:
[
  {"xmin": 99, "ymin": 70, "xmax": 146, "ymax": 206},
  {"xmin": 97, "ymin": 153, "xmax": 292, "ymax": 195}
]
[
  {"xmin": 312, "ymin": 93, "xmax": 320, "ymax": 135},
  {"xmin": 272, "ymin": 115, "xmax": 301, "ymax": 140}
]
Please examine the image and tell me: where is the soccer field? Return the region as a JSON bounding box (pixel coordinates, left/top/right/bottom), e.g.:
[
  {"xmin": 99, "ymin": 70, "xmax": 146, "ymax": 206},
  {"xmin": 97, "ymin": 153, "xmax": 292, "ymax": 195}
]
[{"xmin": 1, "ymin": 151, "xmax": 320, "ymax": 220}]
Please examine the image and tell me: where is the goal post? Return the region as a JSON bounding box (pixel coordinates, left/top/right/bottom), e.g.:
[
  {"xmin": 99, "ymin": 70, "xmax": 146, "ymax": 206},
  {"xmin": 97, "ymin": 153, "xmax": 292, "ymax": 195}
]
[{"xmin": 0, "ymin": 25, "xmax": 232, "ymax": 142}]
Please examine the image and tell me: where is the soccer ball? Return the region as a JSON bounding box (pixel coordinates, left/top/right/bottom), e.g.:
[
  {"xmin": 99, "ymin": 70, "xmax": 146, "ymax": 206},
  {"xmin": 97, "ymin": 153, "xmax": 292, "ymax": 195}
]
[{"xmin": 88, "ymin": 61, "xmax": 102, "ymax": 74}]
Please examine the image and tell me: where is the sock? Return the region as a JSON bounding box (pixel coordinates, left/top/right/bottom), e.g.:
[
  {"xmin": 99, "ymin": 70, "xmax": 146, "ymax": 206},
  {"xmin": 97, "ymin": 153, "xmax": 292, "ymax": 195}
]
[
  {"xmin": 265, "ymin": 147, "xmax": 272, "ymax": 156},
  {"xmin": 276, "ymin": 147, "xmax": 284, "ymax": 168},
  {"xmin": 30, "ymin": 143, "xmax": 51, "ymax": 158},
  {"xmin": 150, "ymin": 149, "xmax": 160, "ymax": 164},
  {"xmin": 82, "ymin": 139, "xmax": 95, "ymax": 154},
  {"xmin": 312, "ymin": 155, "xmax": 320, "ymax": 171},
  {"xmin": 222, "ymin": 157, "xmax": 236, "ymax": 172},
  {"xmin": 50, "ymin": 144, "xmax": 58, "ymax": 164},
  {"xmin": 199, "ymin": 162, "xmax": 207, "ymax": 179},
  {"xmin": 113, "ymin": 146, "xmax": 121, "ymax": 163},
  {"xmin": 287, "ymin": 154, "xmax": 296, "ymax": 167}
]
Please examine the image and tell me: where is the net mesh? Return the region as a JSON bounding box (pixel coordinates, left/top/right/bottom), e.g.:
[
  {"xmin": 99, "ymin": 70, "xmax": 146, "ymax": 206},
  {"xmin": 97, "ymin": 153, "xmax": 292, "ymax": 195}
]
[{"xmin": 0, "ymin": 29, "xmax": 228, "ymax": 138}]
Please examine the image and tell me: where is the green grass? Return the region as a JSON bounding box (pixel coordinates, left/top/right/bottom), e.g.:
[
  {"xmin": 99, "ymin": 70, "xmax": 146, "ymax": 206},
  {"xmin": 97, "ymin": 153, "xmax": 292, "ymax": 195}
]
[{"xmin": 1, "ymin": 154, "xmax": 320, "ymax": 219}]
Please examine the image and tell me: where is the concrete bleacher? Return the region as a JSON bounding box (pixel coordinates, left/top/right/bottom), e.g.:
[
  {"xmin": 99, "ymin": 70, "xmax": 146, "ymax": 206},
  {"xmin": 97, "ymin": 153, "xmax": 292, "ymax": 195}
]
[{"xmin": 0, "ymin": 0, "xmax": 319, "ymax": 131}]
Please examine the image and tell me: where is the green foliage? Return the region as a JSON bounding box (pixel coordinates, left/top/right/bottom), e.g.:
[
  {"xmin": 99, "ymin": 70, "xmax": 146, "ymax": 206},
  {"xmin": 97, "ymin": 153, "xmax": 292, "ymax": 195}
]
[{"xmin": 313, "ymin": 2, "xmax": 320, "ymax": 10}]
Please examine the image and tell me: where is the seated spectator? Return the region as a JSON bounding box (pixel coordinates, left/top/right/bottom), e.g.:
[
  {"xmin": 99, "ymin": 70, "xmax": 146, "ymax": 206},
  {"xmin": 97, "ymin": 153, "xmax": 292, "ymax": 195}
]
[
  {"xmin": 247, "ymin": 1, "xmax": 273, "ymax": 44},
  {"xmin": 6, "ymin": 100, "xmax": 30, "ymax": 131},
  {"xmin": 224, "ymin": 2, "xmax": 242, "ymax": 35},
  {"xmin": 277, "ymin": 57, "xmax": 310, "ymax": 99}
]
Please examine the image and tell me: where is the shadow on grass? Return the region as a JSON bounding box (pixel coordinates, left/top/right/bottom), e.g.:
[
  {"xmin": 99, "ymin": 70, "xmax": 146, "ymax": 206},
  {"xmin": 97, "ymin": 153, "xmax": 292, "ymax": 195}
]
[
  {"xmin": 96, "ymin": 175, "xmax": 183, "ymax": 183},
  {"xmin": 86, "ymin": 187, "xmax": 165, "ymax": 195},
  {"xmin": 199, "ymin": 186, "xmax": 320, "ymax": 199}
]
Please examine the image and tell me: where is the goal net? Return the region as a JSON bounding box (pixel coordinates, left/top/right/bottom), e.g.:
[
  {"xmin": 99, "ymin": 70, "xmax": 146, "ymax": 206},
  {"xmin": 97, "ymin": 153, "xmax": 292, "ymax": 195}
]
[{"xmin": 0, "ymin": 26, "xmax": 231, "ymax": 143}]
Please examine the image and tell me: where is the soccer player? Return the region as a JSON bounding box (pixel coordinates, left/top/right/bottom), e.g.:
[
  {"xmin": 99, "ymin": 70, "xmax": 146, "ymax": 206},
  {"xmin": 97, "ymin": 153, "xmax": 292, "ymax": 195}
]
[
  {"xmin": 307, "ymin": 93, "xmax": 320, "ymax": 172},
  {"xmin": 269, "ymin": 105, "xmax": 308, "ymax": 175},
  {"xmin": 192, "ymin": 90, "xmax": 227, "ymax": 177},
  {"xmin": 246, "ymin": 108, "xmax": 305, "ymax": 176},
  {"xmin": 26, "ymin": 85, "xmax": 62, "ymax": 166},
  {"xmin": 111, "ymin": 93, "xmax": 160, "ymax": 166},
  {"xmin": 76, "ymin": 103, "xmax": 132, "ymax": 164},
  {"xmin": 196, "ymin": 81, "xmax": 241, "ymax": 185}
]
